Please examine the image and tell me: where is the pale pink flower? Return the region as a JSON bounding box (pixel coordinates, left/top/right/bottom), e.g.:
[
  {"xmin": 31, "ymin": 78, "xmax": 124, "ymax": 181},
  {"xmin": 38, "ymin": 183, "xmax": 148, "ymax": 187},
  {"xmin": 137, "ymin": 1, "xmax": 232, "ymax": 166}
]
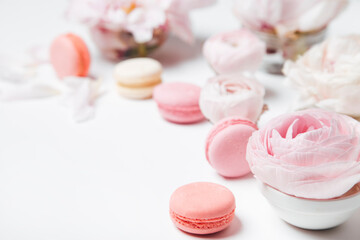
[
  {"xmin": 203, "ymin": 29, "xmax": 265, "ymax": 74},
  {"xmin": 62, "ymin": 76, "xmax": 103, "ymax": 122},
  {"xmin": 67, "ymin": 0, "xmax": 215, "ymax": 44},
  {"xmin": 247, "ymin": 109, "xmax": 360, "ymax": 199},
  {"xmin": 163, "ymin": 0, "xmax": 216, "ymax": 43},
  {"xmin": 283, "ymin": 35, "xmax": 360, "ymax": 118},
  {"xmin": 199, "ymin": 74, "xmax": 265, "ymax": 123},
  {"xmin": 234, "ymin": 0, "xmax": 348, "ymax": 35}
]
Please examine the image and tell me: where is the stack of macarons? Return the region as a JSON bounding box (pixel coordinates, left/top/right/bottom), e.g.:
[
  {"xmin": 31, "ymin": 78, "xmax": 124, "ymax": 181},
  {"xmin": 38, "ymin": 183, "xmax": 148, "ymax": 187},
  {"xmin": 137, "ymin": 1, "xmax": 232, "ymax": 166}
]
[{"xmin": 113, "ymin": 58, "xmax": 162, "ymax": 99}]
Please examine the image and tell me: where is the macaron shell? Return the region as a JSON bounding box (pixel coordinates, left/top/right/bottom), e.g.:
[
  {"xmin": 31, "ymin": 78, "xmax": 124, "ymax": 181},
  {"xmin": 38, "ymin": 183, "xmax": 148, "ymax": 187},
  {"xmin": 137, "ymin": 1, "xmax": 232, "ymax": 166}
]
[
  {"xmin": 206, "ymin": 118, "xmax": 257, "ymax": 177},
  {"xmin": 114, "ymin": 58, "xmax": 162, "ymax": 99},
  {"xmin": 153, "ymin": 82, "xmax": 201, "ymax": 108},
  {"xmin": 169, "ymin": 182, "xmax": 235, "ymax": 234},
  {"xmin": 114, "ymin": 58, "xmax": 162, "ymax": 85},
  {"xmin": 170, "ymin": 182, "xmax": 235, "ymax": 219},
  {"xmin": 157, "ymin": 107, "xmax": 205, "ymax": 124},
  {"xmin": 117, "ymin": 84, "xmax": 157, "ymax": 99},
  {"xmin": 50, "ymin": 33, "xmax": 90, "ymax": 78},
  {"xmin": 67, "ymin": 34, "xmax": 91, "ymax": 77}
]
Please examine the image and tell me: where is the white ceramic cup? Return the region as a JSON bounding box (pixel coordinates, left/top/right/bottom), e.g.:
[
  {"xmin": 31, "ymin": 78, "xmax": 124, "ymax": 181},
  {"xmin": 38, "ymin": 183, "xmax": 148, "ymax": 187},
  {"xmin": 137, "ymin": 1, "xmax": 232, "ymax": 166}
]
[{"xmin": 259, "ymin": 181, "xmax": 360, "ymax": 230}]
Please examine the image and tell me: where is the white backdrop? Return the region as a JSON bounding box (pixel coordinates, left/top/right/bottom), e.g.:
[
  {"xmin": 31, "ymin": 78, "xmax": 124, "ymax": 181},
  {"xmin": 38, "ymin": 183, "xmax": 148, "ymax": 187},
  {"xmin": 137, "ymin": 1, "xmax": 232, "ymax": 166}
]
[{"xmin": 1, "ymin": 0, "xmax": 360, "ymax": 239}]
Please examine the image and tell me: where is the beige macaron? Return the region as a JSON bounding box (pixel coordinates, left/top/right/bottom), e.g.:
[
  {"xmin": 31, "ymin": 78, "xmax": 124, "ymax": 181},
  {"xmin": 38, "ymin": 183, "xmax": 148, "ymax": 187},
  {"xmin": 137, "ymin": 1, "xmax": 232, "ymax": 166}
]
[{"xmin": 114, "ymin": 58, "xmax": 162, "ymax": 99}]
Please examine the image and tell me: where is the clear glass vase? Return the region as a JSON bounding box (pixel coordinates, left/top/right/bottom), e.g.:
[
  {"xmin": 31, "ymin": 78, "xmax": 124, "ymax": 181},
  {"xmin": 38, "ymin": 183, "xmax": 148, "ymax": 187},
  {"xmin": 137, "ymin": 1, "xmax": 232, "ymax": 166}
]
[
  {"xmin": 252, "ymin": 28, "xmax": 326, "ymax": 74},
  {"xmin": 90, "ymin": 24, "xmax": 169, "ymax": 61}
]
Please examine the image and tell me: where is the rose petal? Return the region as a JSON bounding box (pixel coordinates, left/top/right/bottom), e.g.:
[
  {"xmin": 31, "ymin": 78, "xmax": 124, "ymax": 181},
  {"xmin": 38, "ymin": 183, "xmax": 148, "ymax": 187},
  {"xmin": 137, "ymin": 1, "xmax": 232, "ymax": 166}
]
[
  {"xmin": 247, "ymin": 109, "xmax": 360, "ymax": 199},
  {"xmin": 284, "ymin": 35, "xmax": 360, "ymax": 118},
  {"xmin": 62, "ymin": 76, "xmax": 103, "ymax": 123},
  {"xmin": 0, "ymin": 82, "xmax": 59, "ymax": 101},
  {"xmin": 234, "ymin": 0, "xmax": 347, "ymax": 35},
  {"xmin": 199, "ymin": 74, "xmax": 265, "ymax": 123}
]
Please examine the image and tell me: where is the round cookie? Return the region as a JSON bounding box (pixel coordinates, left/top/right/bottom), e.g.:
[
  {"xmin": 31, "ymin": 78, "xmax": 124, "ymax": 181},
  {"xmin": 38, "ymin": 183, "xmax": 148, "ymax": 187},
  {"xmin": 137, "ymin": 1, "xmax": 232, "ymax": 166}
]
[
  {"xmin": 50, "ymin": 33, "xmax": 90, "ymax": 79},
  {"xmin": 113, "ymin": 58, "xmax": 162, "ymax": 99},
  {"xmin": 169, "ymin": 182, "xmax": 236, "ymax": 235},
  {"xmin": 205, "ymin": 117, "xmax": 257, "ymax": 177},
  {"xmin": 153, "ymin": 82, "xmax": 204, "ymax": 124}
]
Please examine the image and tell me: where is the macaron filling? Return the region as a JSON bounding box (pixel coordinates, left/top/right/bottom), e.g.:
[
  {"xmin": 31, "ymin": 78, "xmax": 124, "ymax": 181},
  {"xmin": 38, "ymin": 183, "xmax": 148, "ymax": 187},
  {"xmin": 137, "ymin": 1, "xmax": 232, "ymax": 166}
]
[
  {"xmin": 117, "ymin": 78, "xmax": 162, "ymax": 89},
  {"xmin": 157, "ymin": 103, "xmax": 204, "ymax": 123},
  {"xmin": 170, "ymin": 209, "xmax": 235, "ymax": 231},
  {"xmin": 157, "ymin": 103, "xmax": 201, "ymax": 113}
]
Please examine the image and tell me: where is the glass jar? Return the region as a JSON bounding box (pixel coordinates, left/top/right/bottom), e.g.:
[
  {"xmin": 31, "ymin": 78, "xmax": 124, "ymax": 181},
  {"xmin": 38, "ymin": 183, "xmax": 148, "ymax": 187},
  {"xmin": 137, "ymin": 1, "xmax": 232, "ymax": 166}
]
[
  {"xmin": 252, "ymin": 28, "xmax": 326, "ymax": 74},
  {"xmin": 90, "ymin": 24, "xmax": 169, "ymax": 61}
]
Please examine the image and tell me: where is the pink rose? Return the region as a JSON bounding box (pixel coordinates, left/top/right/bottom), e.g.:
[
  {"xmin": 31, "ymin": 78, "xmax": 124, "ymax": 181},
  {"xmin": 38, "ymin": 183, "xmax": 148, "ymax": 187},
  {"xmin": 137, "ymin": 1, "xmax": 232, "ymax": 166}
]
[
  {"xmin": 234, "ymin": 0, "xmax": 348, "ymax": 35},
  {"xmin": 199, "ymin": 74, "xmax": 265, "ymax": 123},
  {"xmin": 247, "ymin": 109, "xmax": 360, "ymax": 199},
  {"xmin": 203, "ymin": 29, "xmax": 265, "ymax": 74}
]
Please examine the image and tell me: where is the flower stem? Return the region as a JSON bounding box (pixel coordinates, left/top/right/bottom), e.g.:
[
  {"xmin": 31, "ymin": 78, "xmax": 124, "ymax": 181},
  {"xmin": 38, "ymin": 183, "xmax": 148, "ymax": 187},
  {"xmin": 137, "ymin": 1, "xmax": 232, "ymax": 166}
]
[{"xmin": 138, "ymin": 44, "xmax": 147, "ymax": 57}]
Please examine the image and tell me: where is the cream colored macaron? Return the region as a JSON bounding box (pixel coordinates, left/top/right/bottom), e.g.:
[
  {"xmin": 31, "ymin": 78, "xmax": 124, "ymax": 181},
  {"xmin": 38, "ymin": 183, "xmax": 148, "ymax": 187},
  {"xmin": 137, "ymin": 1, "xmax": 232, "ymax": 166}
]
[{"xmin": 114, "ymin": 58, "xmax": 162, "ymax": 99}]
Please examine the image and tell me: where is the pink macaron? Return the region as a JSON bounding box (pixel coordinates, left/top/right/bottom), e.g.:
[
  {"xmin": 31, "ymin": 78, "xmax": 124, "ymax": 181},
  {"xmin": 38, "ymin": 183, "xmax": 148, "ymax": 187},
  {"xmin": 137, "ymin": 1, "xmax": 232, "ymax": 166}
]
[
  {"xmin": 169, "ymin": 182, "xmax": 236, "ymax": 235},
  {"xmin": 206, "ymin": 117, "xmax": 258, "ymax": 178},
  {"xmin": 50, "ymin": 33, "xmax": 91, "ymax": 79},
  {"xmin": 153, "ymin": 82, "xmax": 204, "ymax": 124}
]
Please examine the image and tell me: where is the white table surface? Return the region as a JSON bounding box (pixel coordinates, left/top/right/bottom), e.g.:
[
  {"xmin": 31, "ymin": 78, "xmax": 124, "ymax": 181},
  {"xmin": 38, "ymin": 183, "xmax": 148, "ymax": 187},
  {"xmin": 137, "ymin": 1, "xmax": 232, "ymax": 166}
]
[{"xmin": 1, "ymin": 0, "xmax": 360, "ymax": 239}]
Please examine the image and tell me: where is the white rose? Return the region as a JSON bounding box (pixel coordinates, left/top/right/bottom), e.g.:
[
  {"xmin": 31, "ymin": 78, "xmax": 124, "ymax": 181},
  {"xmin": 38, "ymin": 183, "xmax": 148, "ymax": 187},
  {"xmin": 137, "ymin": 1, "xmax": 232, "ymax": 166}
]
[
  {"xmin": 199, "ymin": 74, "xmax": 265, "ymax": 123},
  {"xmin": 234, "ymin": 0, "xmax": 348, "ymax": 35},
  {"xmin": 283, "ymin": 35, "xmax": 360, "ymax": 118}
]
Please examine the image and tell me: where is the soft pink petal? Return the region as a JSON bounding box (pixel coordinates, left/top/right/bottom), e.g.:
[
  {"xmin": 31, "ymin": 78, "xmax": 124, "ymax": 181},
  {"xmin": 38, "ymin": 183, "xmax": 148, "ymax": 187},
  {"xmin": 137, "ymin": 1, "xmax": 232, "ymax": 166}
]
[
  {"xmin": 234, "ymin": 0, "xmax": 347, "ymax": 34},
  {"xmin": 247, "ymin": 109, "xmax": 360, "ymax": 199},
  {"xmin": 203, "ymin": 29, "xmax": 265, "ymax": 74},
  {"xmin": 62, "ymin": 76, "xmax": 103, "ymax": 123},
  {"xmin": 199, "ymin": 74, "xmax": 265, "ymax": 123},
  {"xmin": 166, "ymin": 12, "xmax": 193, "ymax": 44},
  {"xmin": 0, "ymin": 83, "xmax": 59, "ymax": 101},
  {"xmin": 284, "ymin": 35, "xmax": 360, "ymax": 118}
]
